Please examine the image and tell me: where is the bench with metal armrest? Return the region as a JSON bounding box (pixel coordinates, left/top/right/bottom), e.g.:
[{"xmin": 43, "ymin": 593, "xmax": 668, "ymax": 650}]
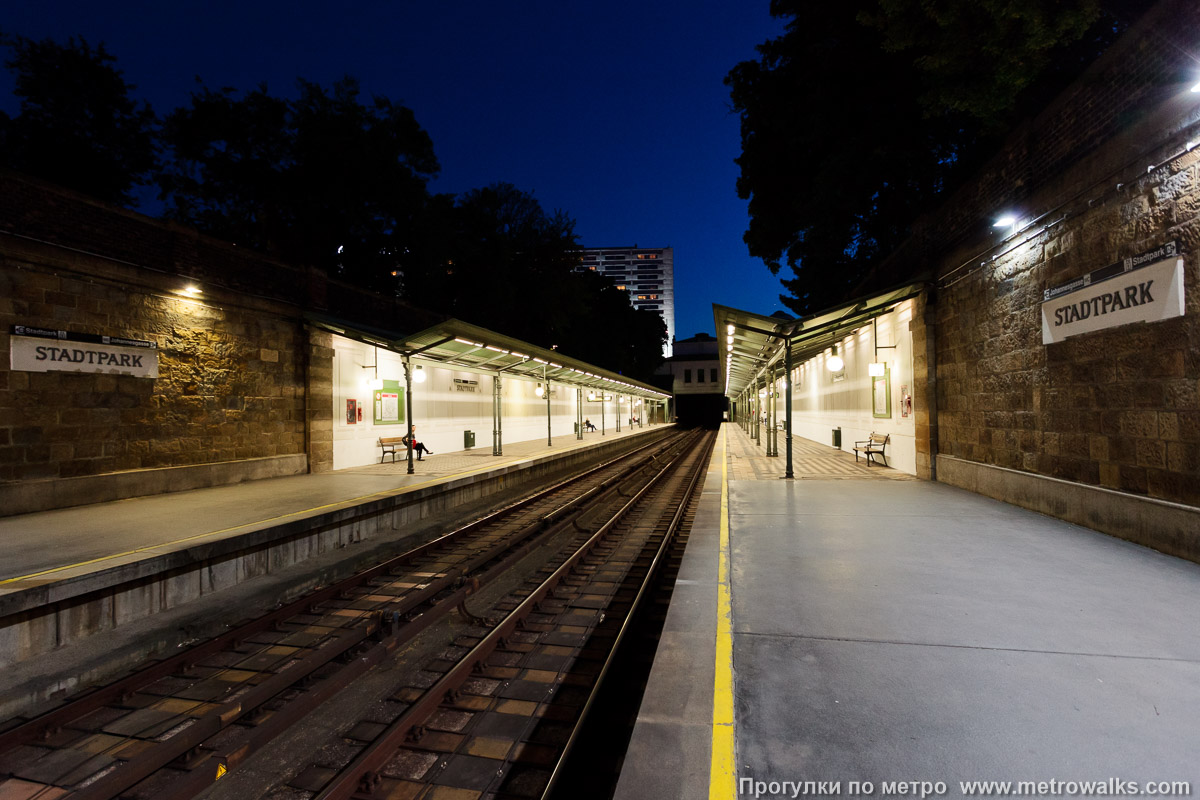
[
  {"xmin": 378, "ymin": 436, "xmax": 410, "ymax": 463},
  {"xmin": 853, "ymin": 433, "xmax": 890, "ymax": 466}
]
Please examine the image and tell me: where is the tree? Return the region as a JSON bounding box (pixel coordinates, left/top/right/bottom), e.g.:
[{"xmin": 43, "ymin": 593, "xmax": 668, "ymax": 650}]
[
  {"xmin": 158, "ymin": 77, "xmax": 439, "ymax": 291},
  {"xmin": 726, "ymin": 0, "xmax": 1136, "ymax": 316},
  {"xmin": 0, "ymin": 34, "xmax": 157, "ymax": 205}
]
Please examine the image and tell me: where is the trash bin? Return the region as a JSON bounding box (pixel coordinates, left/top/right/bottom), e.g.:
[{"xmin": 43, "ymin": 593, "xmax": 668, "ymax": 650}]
[
  {"xmin": 574, "ymin": 422, "xmax": 579, "ymax": 433},
  {"xmin": 832, "ymin": 427, "xmax": 841, "ymax": 449},
  {"xmin": 464, "ymin": 430, "xmax": 475, "ymax": 449}
]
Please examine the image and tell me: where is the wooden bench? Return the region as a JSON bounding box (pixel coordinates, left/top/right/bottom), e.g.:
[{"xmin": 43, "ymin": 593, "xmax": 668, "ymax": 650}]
[
  {"xmin": 853, "ymin": 433, "xmax": 890, "ymax": 467},
  {"xmin": 378, "ymin": 436, "xmax": 410, "ymax": 463}
]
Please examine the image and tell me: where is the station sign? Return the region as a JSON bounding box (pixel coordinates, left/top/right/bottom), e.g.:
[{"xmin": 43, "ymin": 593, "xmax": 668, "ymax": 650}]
[
  {"xmin": 1041, "ymin": 242, "xmax": 1185, "ymax": 344},
  {"xmin": 9, "ymin": 325, "xmax": 159, "ymax": 378}
]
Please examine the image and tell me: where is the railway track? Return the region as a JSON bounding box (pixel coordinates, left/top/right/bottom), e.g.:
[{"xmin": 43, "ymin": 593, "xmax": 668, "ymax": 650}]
[
  {"xmin": 270, "ymin": 427, "xmax": 716, "ymax": 800},
  {"xmin": 0, "ymin": 428, "xmax": 711, "ymax": 799}
]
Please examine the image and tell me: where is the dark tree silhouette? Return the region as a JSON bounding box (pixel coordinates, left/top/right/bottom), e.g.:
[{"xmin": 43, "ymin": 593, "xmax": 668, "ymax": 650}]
[
  {"xmin": 0, "ymin": 34, "xmax": 157, "ymax": 206},
  {"xmin": 158, "ymin": 77, "xmax": 439, "ymax": 291},
  {"xmin": 726, "ymin": 0, "xmax": 1140, "ymax": 316}
]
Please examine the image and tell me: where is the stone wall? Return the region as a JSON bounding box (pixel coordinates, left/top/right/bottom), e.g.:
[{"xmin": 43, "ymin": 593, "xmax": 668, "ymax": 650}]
[
  {"xmin": 934, "ymin": 140, "xmax": 1200, "ymax": 506},
  {"xmin": 0, "ymin": 235, "xmax": 307, "ymax": 485},
  {"xmin": 924, "ymin": 0, "xmax": 1200, "ymax": 509},
  {"xmin": 0, "ymin": 172, "xmax": 441, "ymax": 511}
]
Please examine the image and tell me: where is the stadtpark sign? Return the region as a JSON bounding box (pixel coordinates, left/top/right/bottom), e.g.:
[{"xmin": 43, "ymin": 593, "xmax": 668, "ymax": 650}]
[
  {"xmin": 1041, "ymin": 242, "xmax": 1185, "ymax": 345},
  {"xmin": 9, "ymin": 326, "xmax": 159, "ymax": 378}
]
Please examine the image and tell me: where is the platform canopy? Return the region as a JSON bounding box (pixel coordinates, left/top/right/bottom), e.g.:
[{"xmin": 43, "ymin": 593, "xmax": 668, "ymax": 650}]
[
  {"xmin": 714, "ymin": 282, "xmax": 925, "ymax": 398},
  {"xmin": 308, "ymin": 314, "xmax": 669, "ymax": 400}
]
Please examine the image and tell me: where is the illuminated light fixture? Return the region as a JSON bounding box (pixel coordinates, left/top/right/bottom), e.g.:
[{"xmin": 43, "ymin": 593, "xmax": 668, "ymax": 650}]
[
  {"xmin": 726, "ymin": 323, "xmax": 735, "ymax": 335},
  {"xmin": 485, "ymin": 345, "xmax": 509, "ymax": 353},
  {"xmin": 533, "ymin": 357, "xmax": 548, "ymax": 364},
  {"xmin": 727, "ymin": 343, "xmax": 733, "ymax": 351},
  {"xmin": 868, "ymin": 362, "xmax": 886, "ymax": 377},
  {"xmin": 413, "ymin": 365, "xmax": 426, "ymax": 383},
  {"xmin": 511, "ymin": 351, "xmax": 528, "ymax": 359},
  {"xmin": 1192, "ymin": 80, "xmax": 1200, "ymax": 93},
  {"xmin": 726, "ymin": 335, "xmax": 734, "ymax": 344},
  {"xmin": 180, "ymin": 284, "xmax": 202, "ymax": 297},
  {"xmin": 369, "ymin": 377, "xmax": 384, "ymax": 391},
  {"xmin": 454, "ymin": 338, "xmax": 477, "ymax": 346},
  {"xmin": 826, "ymin": 345, "xmax": 844, "ymax": 372},
  {"xmin": 993, "ymin": 215, "xmax": 1016, "ymax": 228},
  {"xmin": 535, "ymin": 383, "xmax": 545, "ymax": 397}
]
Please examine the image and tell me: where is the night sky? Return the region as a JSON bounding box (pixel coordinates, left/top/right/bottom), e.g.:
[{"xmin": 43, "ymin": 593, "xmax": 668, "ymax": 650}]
[{"xmin": 0, "ymin": 1, "xmax": 789, "ymax": 341}]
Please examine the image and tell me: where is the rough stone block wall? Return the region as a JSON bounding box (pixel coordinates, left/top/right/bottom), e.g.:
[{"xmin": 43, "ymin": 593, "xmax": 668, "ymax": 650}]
[
  {"xmin": 935, "ymin": 143, "xmax": 1200, "ymax": 506},
  {"xmin": 0, "ymin": 254, "xmax": 307, "ymax": 482}
]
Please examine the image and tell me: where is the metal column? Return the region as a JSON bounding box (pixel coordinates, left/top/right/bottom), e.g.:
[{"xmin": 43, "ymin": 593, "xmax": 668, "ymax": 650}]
[
  {"xmin": 404, "ymin": 356, "xmax": 415, "ymax": 475},
  {"xmin": 785, "ymin": 341, "xmax": 794, "ymax": 479},
  {"xmin": 754, "ymin": 377, "xmax": 761, "ymax": 445},
  {"xmin": 544, "ymin": 367, "xmax": 552, "ymax": 447},
  {"xmin": 767, "ymin": 363, "xmax": 777, "ymax": 457},
  {"xmin": 601, "ymin": 391, "xmax": 606, "ymax": 434},
  {"xmin": 616, "ymin": 394, "xmax": 621, "ymax": 432},
  {"xmin": 576, "ymin": 387, "xmax": 583, "ymax": 440},
  {"xmin": 492, "ymin": 374, "xmax": 504, "ymax": 456}
]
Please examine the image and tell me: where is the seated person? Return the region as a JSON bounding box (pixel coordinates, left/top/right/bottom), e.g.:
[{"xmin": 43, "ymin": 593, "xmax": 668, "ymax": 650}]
[{"xmin": 402, "ymin": 427, "xmax": 433, "ymax": 460}]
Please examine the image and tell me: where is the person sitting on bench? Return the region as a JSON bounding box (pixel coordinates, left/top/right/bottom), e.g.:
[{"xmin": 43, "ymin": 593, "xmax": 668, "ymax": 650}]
[
  {"xmin": 584, "ymin": 418, "xmax": 598, "ymax": 432},
  {"xmin": 403, "ymin": 427, "xmax": 433, "ymax": 460}
]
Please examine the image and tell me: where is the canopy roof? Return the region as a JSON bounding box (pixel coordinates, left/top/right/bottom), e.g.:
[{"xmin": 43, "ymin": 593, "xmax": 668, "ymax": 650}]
[
  {"xmin": 714, "ymin": 282, "xmax": 925, "ymax": 397},
  {"xmin": 308, "ymin": 315, "xmax": 670, "ymax": 400}
]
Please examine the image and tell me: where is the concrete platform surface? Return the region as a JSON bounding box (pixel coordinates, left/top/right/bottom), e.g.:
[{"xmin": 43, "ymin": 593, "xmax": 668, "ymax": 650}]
[
  {"xmin": 617, "ymin": 423, "xmax": 1200, "ymax": 799},
  {"xmin": 0, "ymin": 425, "xmax": 658, "ymax": 590}
]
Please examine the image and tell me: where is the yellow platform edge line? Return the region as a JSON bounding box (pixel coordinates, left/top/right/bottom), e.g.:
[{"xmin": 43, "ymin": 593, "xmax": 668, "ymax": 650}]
[{"xmin": 710, "ymin": 425, "xmax": 736, "ymax": 799}]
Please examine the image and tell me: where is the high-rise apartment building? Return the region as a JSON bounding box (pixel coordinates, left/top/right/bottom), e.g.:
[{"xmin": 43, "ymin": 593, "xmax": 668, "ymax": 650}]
[{"xmin": 576, "ymin": 246, "xmax": 675, "ymax": 357}]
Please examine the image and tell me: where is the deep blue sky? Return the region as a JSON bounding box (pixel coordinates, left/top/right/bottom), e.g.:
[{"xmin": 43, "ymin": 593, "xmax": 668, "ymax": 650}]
[{"xmin": 0, "ymin": 1, "xmax": 789, "ymax": 339}]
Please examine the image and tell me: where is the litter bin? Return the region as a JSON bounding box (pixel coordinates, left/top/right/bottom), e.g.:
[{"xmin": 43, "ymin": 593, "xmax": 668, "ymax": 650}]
[
  {"xmin": 574, "ymin": 422, "xmax": 579, "ymax": 433},
  {"xmin": 464, "ymin": 430, "xmax": 476, "ymax": 449},
  {"xmin": 832, "ymin": 427, "xmax": 841, "ymax": 449}
]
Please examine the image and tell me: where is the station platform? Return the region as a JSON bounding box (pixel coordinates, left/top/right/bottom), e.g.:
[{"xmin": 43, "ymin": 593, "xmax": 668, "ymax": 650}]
[
  {"xmin": 616, "ymin": 422, "xmax": 1200, "ymax": 798},
  {"xmin": 0, "ymin": 423, "xmax": 668, "ymax": 714}
]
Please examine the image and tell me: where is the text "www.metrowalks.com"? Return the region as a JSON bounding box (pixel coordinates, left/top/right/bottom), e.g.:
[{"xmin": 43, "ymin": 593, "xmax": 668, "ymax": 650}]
[{"xmin": 739, "ymin": 779, "xmax": 1193, "ymax": 798}]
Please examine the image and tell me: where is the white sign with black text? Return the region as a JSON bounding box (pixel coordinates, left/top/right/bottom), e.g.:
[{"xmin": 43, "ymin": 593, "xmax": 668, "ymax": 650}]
[
  {"xmin": 10, "ymin": 334, "xmax": 159, "ymax": 377},
  {"xmin": 1041, "ymin": 256, "xmax": 1185, "ymax": 344}
]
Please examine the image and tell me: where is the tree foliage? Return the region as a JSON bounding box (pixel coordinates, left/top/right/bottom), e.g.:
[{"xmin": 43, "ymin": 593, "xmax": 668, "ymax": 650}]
[
  {"xmin": 0, "ymin": 34, "xmax": 157, "ymax": 205},
  {"xmin": 158, "ymin": 77, "xmax": 440, "ymax": 292},
  {"xmin": 727, "ymin": 0, "xmax": 1134, "ymax": 316}
]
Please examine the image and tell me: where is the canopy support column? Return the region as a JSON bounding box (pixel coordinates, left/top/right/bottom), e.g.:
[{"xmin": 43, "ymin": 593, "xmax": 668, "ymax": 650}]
[
  {"xmin": 404, "ymin": 356, "xmax": 415, "ymax": 475},
  {"xmin": 785, "ymin": 342, "xmax": 794, "ymax": 479},
  {"xmin": 492, "ymin": 374, "xmax": 503, "ymax": 456},
  {"xmin": 544, "ymin": 367, "xmax": 552, "ymax": 447},
  {"xmin": 576, "ymin": 387, "xmax": 584, "ymax": 440}
]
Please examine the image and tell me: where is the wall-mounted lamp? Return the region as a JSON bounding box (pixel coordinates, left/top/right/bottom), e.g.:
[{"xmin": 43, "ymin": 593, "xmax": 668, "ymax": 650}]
[
  {"xmin": 363, "ymin": 347, "xmax": 383, "ymax": 389},
  {"xmin": 871, "ymin": 318, "xmax": 895, "ymax": 377},
  {"xmin": 181, "ymin": 284, "xmax": 202, "ymax": 297},
  {"xmin": 726, "ymin": 323, "xmax": 735, "ymax": 335},
  {"xmin": 1191, "ymin": 80, "xmax": 1200, "ymax": 93},
  {"xmin": 993, "ymin": 215, "xmax": 1016, "ymax": 228},
  {"xmin": 826, "ymin": 345, "xmax": 844, "ymax": 372}
]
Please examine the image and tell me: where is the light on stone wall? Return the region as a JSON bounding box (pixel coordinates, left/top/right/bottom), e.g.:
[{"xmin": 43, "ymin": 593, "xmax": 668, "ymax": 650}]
[
  {"xmin": 868, "ymin": 362, "xmax": 886, "ymax": 377},
  {"xmin": 993, "ymin": 215, "xmax": 1016, "ymax": 228}
]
